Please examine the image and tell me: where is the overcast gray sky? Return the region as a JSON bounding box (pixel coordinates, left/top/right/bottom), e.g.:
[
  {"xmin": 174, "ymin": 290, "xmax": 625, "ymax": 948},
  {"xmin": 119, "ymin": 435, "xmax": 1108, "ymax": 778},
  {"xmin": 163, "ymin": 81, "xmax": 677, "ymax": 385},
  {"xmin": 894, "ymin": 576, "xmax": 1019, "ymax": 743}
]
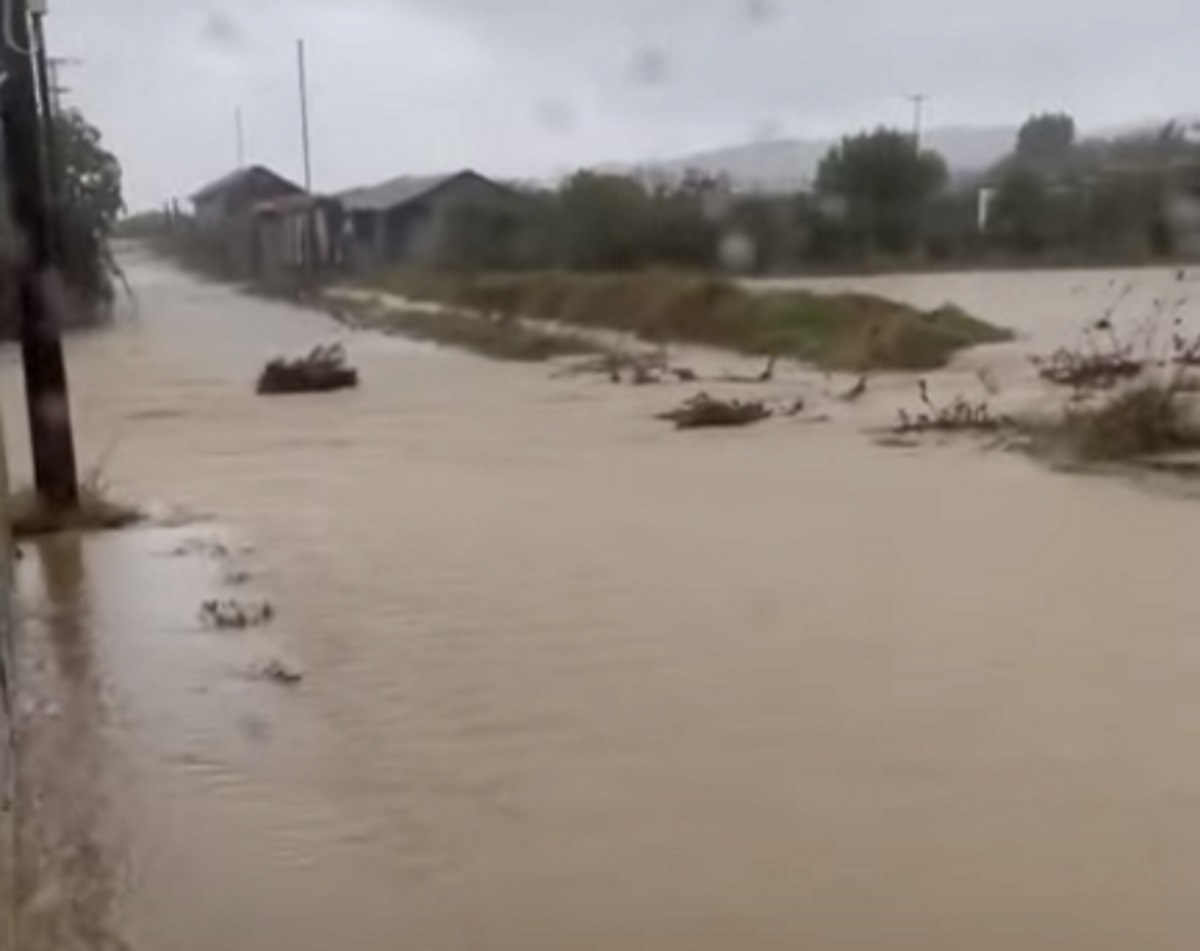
[{"xmin": 48, "ymin": 0, "xmax": 1198, "ymax": 209}]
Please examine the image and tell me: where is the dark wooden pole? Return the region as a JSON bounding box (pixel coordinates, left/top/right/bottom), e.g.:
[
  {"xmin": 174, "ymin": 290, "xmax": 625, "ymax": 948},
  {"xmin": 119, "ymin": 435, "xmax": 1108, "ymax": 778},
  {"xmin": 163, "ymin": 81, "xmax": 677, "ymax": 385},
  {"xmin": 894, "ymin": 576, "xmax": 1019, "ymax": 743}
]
[
  {"xmin": 1, "ymin": 0, "xmax": 79, "ymax": 505},
  {"xmin": 31, "ymin": 11, "xmax": 63, "ymax": 258}
]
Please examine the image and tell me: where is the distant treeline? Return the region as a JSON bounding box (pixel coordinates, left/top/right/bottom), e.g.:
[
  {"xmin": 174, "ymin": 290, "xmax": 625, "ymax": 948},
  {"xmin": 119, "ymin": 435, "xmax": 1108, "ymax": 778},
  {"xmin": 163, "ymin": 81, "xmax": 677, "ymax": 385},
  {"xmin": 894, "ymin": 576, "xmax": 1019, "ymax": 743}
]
[
  {"xmin": 429, "ymin": 113, "xmax": 1200, "ymax": 274},
  {"xmin": 129, "ymin": 112, "xmax": 1200, "ymax": 279}
]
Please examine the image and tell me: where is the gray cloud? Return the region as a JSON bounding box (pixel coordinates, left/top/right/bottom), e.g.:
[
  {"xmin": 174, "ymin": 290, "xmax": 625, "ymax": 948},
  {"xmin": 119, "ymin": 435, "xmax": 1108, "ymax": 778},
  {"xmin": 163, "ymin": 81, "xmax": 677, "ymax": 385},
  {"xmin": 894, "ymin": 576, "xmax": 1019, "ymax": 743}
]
[{"xmin": 44, "ymin": 0, "xmax": 1200, "ymax": 209}]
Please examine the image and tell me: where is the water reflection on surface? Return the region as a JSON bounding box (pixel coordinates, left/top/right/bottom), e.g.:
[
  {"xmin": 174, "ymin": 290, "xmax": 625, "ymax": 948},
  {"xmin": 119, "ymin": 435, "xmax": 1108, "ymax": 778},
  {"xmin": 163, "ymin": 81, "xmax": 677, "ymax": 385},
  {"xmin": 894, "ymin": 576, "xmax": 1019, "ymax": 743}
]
[{"xmin": 8, "ymin": 252, "xmax": 1200, "ymax": 949}]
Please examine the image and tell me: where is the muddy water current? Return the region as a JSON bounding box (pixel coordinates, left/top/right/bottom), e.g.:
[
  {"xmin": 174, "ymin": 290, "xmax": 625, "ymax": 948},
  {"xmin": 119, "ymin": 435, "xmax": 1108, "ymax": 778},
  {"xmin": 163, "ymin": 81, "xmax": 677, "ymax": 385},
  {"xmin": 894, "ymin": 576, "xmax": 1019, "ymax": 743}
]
[{"xmin": 7, "ymin": 252, "xmax": 1200, "ymax": 949}]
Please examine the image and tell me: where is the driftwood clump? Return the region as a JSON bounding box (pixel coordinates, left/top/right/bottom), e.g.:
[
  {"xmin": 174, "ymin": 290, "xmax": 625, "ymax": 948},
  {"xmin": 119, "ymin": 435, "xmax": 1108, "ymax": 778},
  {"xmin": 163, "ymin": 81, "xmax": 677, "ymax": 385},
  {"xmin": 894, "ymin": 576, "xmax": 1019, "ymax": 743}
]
[
  {"xmin": 257, "ymin": 344, "xmax": 359, "ymax": 395},
  {"xmin": 1033, "ymin": 292, "xmax": 1194, "ymax": 390},
  {"xmin": 657, "ymin": 393, "xmax": 772, "ymax": 430},
  {"xmin": 200, "ymin": 599, "xmax": 275, "ymax": 630},
  {"xmin": 1034, "ymin": 345, "xmax": 1142, "ymax": 389},
  {"xmin": 896, "ymin": 399, "xmax": 1010, "ymax": 435},
  {"xmin": 253, "ymin": 658, "xmax": 304, "ymax": 686},
  {"xmin": 894, "ymin": 380, "xmax": 1012, "ymax": 435}
]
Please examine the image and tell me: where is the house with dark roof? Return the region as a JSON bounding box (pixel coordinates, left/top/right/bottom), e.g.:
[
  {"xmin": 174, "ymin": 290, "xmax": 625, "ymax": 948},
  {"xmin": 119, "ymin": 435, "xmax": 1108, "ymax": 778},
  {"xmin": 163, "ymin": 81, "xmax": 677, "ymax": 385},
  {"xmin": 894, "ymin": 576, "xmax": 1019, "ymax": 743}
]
[
  {"xmin": 191, "ymin": 165, "xmax": 304, "ymax": 231},
  {"xmin": 338, "ymin": 170, "xmax": 517, "ymax": 269},
  {"xmin": 190, "ymin": 166, "xmax": 305, "ymax": 276}
]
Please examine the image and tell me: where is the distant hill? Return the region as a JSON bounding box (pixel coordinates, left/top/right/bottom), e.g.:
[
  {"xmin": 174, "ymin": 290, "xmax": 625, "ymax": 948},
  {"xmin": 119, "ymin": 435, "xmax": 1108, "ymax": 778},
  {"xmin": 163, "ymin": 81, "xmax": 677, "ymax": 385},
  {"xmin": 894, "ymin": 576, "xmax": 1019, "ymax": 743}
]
[{"xmin": 629, "ymin": 125, "xmax": 1019, "ymax": 193}]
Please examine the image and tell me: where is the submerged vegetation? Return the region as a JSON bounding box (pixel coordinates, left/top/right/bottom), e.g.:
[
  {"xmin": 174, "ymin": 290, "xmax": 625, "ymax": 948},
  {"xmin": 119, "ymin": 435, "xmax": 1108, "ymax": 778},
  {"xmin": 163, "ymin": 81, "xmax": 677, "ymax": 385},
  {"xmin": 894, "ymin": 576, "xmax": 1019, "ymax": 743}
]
[
  {"xmin": 332, "ymin": 297, "xmax": 605, "ymax": 363},
  {"xmin": 365, "ymin": 271, "xmax": 1012, "ymax": 372},
  {"xmin": 9, "ymin": 479, "xmax": 140, "ymax": 539},
  {"xmin": 1037, "ymin": 384, "xmax": 1200, "ymax": 462}
]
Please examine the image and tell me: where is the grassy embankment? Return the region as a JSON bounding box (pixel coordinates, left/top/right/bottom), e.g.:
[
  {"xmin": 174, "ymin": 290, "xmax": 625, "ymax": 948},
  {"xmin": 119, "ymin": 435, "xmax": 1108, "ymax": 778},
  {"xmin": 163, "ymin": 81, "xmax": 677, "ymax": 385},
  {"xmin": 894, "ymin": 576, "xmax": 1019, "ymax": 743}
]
[{"xmin": 357, "ymin": 271, "xmax": 1014, "ymax": 372}]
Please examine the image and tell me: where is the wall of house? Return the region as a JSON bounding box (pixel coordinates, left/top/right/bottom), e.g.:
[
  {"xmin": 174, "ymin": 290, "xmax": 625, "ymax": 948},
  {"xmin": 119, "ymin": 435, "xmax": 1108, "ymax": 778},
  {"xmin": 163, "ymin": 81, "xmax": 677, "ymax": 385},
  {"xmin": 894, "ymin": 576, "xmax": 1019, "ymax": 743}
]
[
  {"xmin": 386, "ymin": 177, "xmax": 519, "ymax": 267},
  {"xmin": 255, "ymin": 204, "xmax": 346, "ymax": 286},
  {"xmin": 196, "ymin": 184, "xmax": 298, "ymax": 277},
  {"xmin": 193, "ymin": 195, "xmax": 227, "ymax": 234}
]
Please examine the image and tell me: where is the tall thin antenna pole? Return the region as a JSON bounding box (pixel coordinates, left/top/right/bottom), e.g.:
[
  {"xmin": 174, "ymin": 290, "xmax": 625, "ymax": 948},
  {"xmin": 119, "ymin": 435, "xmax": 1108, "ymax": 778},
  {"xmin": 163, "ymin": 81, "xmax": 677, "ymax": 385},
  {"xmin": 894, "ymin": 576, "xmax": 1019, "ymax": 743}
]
[
  {"xmin": 297, "ymin": 39, "xmax": 312, "ymax": 191},
  {"xmin": 235, "ymin": 105, "xmax": 245, "ymax": 168},
  {"xmin": 908, "ymin": 93, "xmax": 928, "ymax": 150}
]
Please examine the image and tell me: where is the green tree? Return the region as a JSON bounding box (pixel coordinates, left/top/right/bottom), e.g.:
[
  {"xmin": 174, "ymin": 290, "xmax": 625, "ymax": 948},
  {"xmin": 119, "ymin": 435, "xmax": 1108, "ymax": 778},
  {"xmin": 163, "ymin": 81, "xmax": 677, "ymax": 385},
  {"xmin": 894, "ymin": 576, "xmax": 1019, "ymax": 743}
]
[
  {"xmin": 435, "ymin": 191, "xmax": 545, "ymax": 271},
  {"xmin": 1015, "ymin": 113, "xmax": 1076, "ymax": 168},
  {"xmin": 815, "ymin": 128, "xmax": 948, "ymax": 255},
  {"xmin": 989, "ymin": 167, "xmax": 1052, "ymax": 252},
  {"xmin": 557, "ymin": 172, "xmax": 649, "ymax": 269},
  {"xmin": 53, "ymin": 108, "xmax": 125, "ymax": 308},
  {"xmin": 554, "ymin": 171, "xmax": 719, "ymax": 270}
]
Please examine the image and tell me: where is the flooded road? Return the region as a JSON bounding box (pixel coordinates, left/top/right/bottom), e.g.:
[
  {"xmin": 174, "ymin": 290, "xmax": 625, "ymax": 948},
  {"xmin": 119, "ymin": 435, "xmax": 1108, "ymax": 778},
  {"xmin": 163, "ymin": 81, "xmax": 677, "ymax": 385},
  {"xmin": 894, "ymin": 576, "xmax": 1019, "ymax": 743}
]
[{"xmin": 9, "ymin": 252, "xmax": 1200, "ymax": 949}]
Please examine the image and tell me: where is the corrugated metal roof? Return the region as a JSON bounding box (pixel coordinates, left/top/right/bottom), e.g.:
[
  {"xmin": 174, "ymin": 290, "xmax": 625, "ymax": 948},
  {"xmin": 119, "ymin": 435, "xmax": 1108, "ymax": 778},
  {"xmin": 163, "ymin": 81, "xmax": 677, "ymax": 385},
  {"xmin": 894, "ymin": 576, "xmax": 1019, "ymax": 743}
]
[{"xmin": 338, "ymin": 171, "xmax": 473, "ymax": 213}]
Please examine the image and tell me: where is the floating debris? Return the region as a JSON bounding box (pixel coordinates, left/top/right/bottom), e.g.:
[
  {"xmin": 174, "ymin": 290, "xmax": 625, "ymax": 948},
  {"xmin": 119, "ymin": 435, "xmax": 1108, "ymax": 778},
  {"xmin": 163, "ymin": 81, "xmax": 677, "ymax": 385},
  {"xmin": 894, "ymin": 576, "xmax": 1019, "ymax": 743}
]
[
  {"xmin": 200, "ymin": 599, "xmax": 275, "ymax": 630},
  {"xmin": 895, "ymin": 382, "xmax": 1012, "ymax": 436},
  {"xmin": 839, "ymin": 375, "xmax": 869, "ymax": 403},
  {"xmin": 169, "ymin": 538, "xmax": 232, "ymax": 559},
  {"xmin": 257, "ymin": 344, "xmax": 359, "ymax": 396},
  {"xmin": 255, "ymin": 658, "xmax": 303, "ymax": 686},
  {"xmin": 720, "ymin": 355, "xmax": 779, "ymax": 384},
  {"xmin": 657, "ymin": 393, "xmax": 772, "ymax": 429},
  {"xmin": 1034, "ymin": 347, "xmax": 1142, "ymax": 389}
]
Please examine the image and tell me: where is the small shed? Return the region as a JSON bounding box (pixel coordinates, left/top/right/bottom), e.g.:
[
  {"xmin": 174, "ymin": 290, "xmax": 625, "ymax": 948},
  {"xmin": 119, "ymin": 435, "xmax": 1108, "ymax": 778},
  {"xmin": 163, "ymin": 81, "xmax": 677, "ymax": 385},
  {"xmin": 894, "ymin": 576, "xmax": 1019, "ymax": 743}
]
[
  {"xmin": 253, "ymin": 194, "xmax": 345, "ymax": 287},
  {"xmin": 190, "ymin": 166, "xmax": 304, "ymax": 276},
  {"xmin": 338, "ymin": 170, "xmax": 517, "ymax": 269}
]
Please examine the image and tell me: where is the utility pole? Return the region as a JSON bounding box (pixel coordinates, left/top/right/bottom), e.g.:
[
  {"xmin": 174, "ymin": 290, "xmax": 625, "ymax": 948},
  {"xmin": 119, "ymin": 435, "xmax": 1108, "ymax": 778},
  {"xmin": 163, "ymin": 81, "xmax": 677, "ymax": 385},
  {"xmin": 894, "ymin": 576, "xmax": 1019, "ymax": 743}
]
[
  {"xmin": 31, "ymin": 8, "xmax": 63, "ymax": 254},
  {"xmin": 908, "ymin": 93, "xmax": 928, "ymax": 151},
  {"xmin": 297, "ymin": 39, "xmax": 312, "ymax": 191},
  {"xmin": 235, "ymin": 105, "xmax": 245, "ymax": 168},
  {"xmin": 0, "ymin": 0, "xmax": 79, "ymax": 505},
  {"xmin": 45, "ymin": 55, "xmax": 77, "ymax": 113}
]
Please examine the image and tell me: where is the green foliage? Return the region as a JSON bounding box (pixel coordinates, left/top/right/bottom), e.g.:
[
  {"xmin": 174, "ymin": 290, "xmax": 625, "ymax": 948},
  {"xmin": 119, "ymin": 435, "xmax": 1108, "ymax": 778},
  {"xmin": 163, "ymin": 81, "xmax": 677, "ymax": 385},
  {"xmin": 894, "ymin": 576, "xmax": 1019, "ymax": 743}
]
[
  {"xmin": 815, "ymin": 128, "xmax": 948, "ymax": 255},
  {"xmin": 990, "ymin": 166, "xmax": 1056, "ymax": 253},
  {"xmin": 557, "ymin": 172, "xmax": 654, "ymax": 269},
  {"xmin": 555, "ymin": 171, "xmax": 721, "ymax": 270},
  {"xmin": 372, "ymin": 270, "xmax": 1012, "ymax": 372},
  {"xmin": 435, "ymin": 192, "xmax": 544, "ymax": 270},
  {"xmin": 987, "ymin": 114, "xmax": 1197, "ymax": 261},
  {"xmin": 1015, "ymin": 113, "xmax": 1076, "ymax": 167},
  {"xmin": 53, "ymin": 108, "xmax": 125, "ymax": 308},
  {"xmin": 724, "ymin": 193, "xmax": 809, "ymax": 272},
  {"xmin": 57, "ymin": 108, "xmax": 123, "ymax": 230}
]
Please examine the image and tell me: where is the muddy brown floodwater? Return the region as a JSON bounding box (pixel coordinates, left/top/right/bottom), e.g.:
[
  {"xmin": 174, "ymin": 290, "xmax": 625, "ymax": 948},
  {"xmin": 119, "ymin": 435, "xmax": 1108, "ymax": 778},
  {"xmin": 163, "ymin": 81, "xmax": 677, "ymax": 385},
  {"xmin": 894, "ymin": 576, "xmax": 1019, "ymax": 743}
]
[{"xmin": 8, "ymin": 250, "xmax": 1200, "ymax": 949}]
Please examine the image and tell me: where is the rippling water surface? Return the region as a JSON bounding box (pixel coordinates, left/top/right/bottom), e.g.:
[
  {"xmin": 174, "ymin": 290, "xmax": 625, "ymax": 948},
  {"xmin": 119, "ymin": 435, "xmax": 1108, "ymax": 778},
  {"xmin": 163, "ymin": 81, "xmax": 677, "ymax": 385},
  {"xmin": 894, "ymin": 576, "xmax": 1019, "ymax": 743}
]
[{"xmin": 8, "ymin": 253, "xmax": 1200, "ymax": 950}]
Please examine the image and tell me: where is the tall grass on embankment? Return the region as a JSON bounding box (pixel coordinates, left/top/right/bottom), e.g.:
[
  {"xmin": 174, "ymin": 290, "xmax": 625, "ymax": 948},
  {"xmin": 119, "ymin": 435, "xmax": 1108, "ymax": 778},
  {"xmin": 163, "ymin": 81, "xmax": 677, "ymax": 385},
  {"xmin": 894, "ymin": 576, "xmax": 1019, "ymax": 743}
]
[{"xmin": 363, "ymin": 271, "xmax": 1014, "ymax": 372}]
